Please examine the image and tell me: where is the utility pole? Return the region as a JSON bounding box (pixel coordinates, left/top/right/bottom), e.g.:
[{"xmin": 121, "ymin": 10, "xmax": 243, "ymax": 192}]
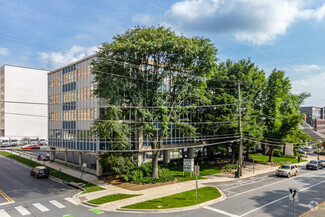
[{"xmin": 237, "ymin": 82, "xmax": 243, "ymax": 176}]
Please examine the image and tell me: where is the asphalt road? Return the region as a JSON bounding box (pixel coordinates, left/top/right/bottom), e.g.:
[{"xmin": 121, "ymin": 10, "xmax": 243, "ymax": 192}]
[{"xmin": 1, "ymin": 153, "xmax": 325, "ymax": 216}]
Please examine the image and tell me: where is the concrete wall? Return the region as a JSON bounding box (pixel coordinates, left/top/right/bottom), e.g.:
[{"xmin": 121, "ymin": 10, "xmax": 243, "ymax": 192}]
[{"xmin": 4, "ymin": 65, "xmax": 48, "ymax": 139}]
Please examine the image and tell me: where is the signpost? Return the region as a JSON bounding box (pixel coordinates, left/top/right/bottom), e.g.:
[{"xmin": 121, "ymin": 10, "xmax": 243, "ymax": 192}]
[
  {"xmin": 80, "ymin": 163, "xmax": 87, "ymax": 180},
  {"xmin": 183, "ymin": 159, "xmax": 194, "ymax": 176},
  {"xmin": 289, "ymin": 187, "xmax": 299, "ymax": 217},
  {"xmin": 194, "ymin": 164, "xmax": 200, "ymax": 203}
]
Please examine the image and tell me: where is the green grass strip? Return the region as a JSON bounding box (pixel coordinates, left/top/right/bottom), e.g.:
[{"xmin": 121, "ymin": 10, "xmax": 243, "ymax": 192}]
[
  {"xmin": 89, "ymin": 209, "xmax": 104, "ymax": 214},
  {"xmin": 63, "ymin": 215, "xmax": 73, "ymax": 217},
  {"xmin": 0, "ymin": 151, "xmax": 105, "ymax": 194},
  {"xmin": 88, "ymin": 193, "xmax": 141, "ymax": 205},
  {"xmin": 251, "ymin": 154, "xmax": 307, "ymax": 165},
  {"xmin": 122, "ymin": 187, "xmax": 221, "ymax": 209},
  {"xmin": 163, "ymin": 164, "xmax": 222, "ymax": 182}
]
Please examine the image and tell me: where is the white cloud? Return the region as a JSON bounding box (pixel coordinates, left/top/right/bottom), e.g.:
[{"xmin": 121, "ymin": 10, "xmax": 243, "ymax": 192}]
[
  {"xmin": 293, "ymin": 64, "xmax": 321, "ymax": 72},
  {"xmin": 292, "ymin": 72, "xmax": 325, "ymax": 106},
  {"xmin": 163, "ymin": 0, "xmax": 325, "ymax": 45},
  {"xmin": 132, "ymin": 14, "xmax": 154, "ymax": 25},
  {"xmin": 0, "ymin": 47, "xmax": 9, "ymax": 56},
  {"xmin": 39, "ymin": 45, "xmax": 98, "ymax": 70}
]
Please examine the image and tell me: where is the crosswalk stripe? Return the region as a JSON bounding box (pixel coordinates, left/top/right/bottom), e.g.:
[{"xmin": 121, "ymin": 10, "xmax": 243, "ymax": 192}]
[
  {"xmin": 15, "ymin": 206, "xmax": 31, "ymax": 216},
  {"xmin": 0, "ymin": 209, "xmax": 11, "ymax": 217},
  {"xmin": 65, "ymin": 197, "xmax": 79, "ymax": 205},
  {"xmin": 50, "ymin": 200, "xmax": 66, "ymax": 209},
  {"xmin": 33, "ymin": 203, "xmax": 49, "ymax": 212}
]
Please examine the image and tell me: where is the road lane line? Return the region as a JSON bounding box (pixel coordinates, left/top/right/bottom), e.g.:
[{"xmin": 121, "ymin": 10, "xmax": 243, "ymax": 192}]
[
  {"xmin": 65, "ymin": 198, "xmax": 79, "ymax": 205},
  {"xmin": 0, "ymin": 190, "xmax": 13, "ymax": 202},
  {"xmin": 240, "ymin": 179, "xmax": 325, "ymax": 216},
  {"xmin": 50, "ymin": 200, "xmax": 66, "ymax": 209},
  {"xmin": 300, "ymin": 201, "xmax": 325, "ymax": 217},
  {"xmin": 228, "ymin": 170, "xmax": 324, "ymax": 199},
  {"xmin": 0, "ymin": 209, "xmax": 11, "ymax": 217},
  {"xmin": 0, "ymin": 201, "xmax": 14, "ymax": 206},
  {"xmin": 15, "ymin": 206, "xmax": 31, "ymax": 216},
  {"xmin": 204, "ymin": 206, "xmax": 240, "ymax": 217},
  {"xmin": 32, "ymin": 203, "xmax": 49, "ymax": 212}
]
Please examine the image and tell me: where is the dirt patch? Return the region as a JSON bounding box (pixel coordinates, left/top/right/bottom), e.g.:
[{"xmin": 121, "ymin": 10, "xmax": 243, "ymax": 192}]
[{"xmin": 100, "ymin": 175, "xmax": 178, "ymax": 191}]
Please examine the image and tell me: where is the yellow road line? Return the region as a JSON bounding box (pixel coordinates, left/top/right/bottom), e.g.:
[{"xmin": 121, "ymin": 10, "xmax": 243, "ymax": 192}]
[
  {"xmin": 300, "ymin": 201, "xmax": 325, "ymax": 217},
  {"xmin": 0, "ymin": 189, "xmax": 13, "ymax": 202}
]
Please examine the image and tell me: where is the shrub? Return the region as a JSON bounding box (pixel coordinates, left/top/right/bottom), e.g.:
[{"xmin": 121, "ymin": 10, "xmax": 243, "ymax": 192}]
[
  {"xmin": 224, "ymin": 164, "xmax": 237, "ymax": 172},
  {"xmin": 273, "ymin": 149, "xmax": 283, "ymax": 157},
  {"xmin": 139, "ymin": 163, "xmax": 152, "ymax": 177}
]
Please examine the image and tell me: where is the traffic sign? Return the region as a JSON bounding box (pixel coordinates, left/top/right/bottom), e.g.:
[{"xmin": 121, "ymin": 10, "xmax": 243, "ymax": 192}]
[
  {"xmin": 183, "ymin": 159, "xmax": 194, "ymax": 172},
  {"xmin": 289, "ymin": 187, "xmax": 299, "ymax": 201}
]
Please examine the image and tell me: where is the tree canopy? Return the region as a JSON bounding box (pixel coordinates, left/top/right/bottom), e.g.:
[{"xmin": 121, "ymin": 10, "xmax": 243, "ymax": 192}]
[{"xmin": 92, "ymin": 26, "xmax": 218, "ymax": 178}]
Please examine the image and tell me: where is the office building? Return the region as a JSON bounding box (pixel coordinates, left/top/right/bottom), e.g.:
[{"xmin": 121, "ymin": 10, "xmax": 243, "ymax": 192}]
[
  {"xmin": 48, "ymin": 55, "xmax": 201, "ymax": 177},
  {"xmin": 0, "ymin": 65, "xmax": 48, "ymax": 139},
  {"xmin": 300, "ymin": 106, "xmax": 325, "ymax": 134}
]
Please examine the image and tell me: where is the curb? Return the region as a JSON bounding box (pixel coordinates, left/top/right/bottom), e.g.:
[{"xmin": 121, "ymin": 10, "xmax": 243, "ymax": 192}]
[{"xmin": 115, "ymin": 187, "xmax": 226, "ymax": 213}]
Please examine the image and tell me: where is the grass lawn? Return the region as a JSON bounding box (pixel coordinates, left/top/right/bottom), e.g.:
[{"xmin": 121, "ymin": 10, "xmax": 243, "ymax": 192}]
[
  {"xmin": 250, "ymin": 154, "xmax": 307, "ymax": 165},
  {"xmin": 122, "ymin": 187, "xmax": 221, "ymax": 209},
  {"xmin": 87, "ymin": 194, "xmax": 141, "ymax": 205},
  {"xmin": 163, "ymin": 163, "xmax": 222, "ymax": 182},
  {"xmin": 0, "ymin": 151, "xmax": 105, "ymax": 194}
]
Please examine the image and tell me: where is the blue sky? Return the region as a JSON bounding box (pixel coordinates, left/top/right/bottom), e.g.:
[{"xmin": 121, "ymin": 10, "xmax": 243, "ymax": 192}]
[{"xmin": 0, "ymin": 0, "xmax": 325, "ymax": 106}]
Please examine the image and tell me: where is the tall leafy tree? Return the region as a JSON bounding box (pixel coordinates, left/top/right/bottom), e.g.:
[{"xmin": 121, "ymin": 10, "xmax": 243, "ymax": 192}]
[
  {"xmin": 262, "ymin": 69, "xmax": 310, "ymax": 162},
  {"xmin": 198, "ymin": 59, "xmax": 266, "ymax": 163},
  {"xmin": 92, "ymin": 26, "xmax": 217, "ymax": 178}
]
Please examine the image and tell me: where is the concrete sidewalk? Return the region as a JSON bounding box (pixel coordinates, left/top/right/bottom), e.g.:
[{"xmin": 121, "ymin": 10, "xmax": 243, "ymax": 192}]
[
  {"xmin": 4, "ymin": 150, "xmax": 311, "ymax": 212},
  {"xmin": 78, "ymin": 161, "xmax": 309, "ymax": 212}
]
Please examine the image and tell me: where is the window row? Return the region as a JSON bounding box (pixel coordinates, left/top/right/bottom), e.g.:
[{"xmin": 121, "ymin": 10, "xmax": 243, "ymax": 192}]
[
  {"xmin": 49, "ymin": 108, "xmax": 97, "ymax": 121},
  {"xmin": 49, "ymin": 65, "xmax": 91, "ymax": 87},
  {"xmin": 49, "ymin": 87, "xmax": 96, "ymax": 104},
  {"xmin": 49, "ymin": 129, "xmax": 95, "ymax": 141}
]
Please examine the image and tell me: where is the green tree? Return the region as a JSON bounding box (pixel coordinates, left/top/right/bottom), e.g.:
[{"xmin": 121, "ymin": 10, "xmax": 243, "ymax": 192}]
[
  {"xmin": 262, "ymin": 69, "xmax": 309, "ymax": 162},
  {"xmin": 92, "ymin": 26, "xmax": 218, "ymax": 178},
  {"xmin": 198, "ymin": 59, "xmax": 266, "ymax": 163}
]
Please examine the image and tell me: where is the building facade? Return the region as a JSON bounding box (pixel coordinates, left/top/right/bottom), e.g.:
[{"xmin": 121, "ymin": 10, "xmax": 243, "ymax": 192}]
[
  {"xmin": 48, "ymin": 55, "xmax": 202, "ymax": 176},
  {"xmin": 0, "ymin": 65, "xmax": 48, "ymax": 139},
  {"xmin": 300, "ymin": 106, "xmax": 325, "ymax": 130}
]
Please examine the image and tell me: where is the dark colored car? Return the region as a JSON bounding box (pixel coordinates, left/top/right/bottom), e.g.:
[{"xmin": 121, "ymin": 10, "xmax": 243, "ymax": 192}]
[
  {"xmin": 30, "ymin": 166, "xmax": 49, "ymax": 178},
  {"xmin": 320, "ymin": 159, "xmax": 325, "ymax": 167},
  {"xmin": 306, "ymin": 160, "xmax": 323, "ymax": 170}
]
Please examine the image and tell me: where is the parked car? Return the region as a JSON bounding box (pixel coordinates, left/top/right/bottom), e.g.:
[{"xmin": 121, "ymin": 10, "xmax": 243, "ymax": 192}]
[
  {"xmin": 39, "ymin": 138, "xmax": 47, "ymax": 146},
  {"xmin": 306, "ymin": 160, "xmax": 323, "ymax": 170},
  {"xmin": 10, "ymin": 139, "xmax": 18, "ymax": 146},
  {"xmin": 276, "ymin": 164, "xmax": 298, "ymax": 177},
  {"xmin": 297, "ymin": 149, "xmax": 306, "ymax": 155},
  {"xmin": 21, "ymin": 144, "xmax": 40, "ymax": 150},
  {"xmin": 30, "ymin": 166, "xmax": 49, "ymax": 178},
  {"xmin": 320, "ymin": 159, "xmax": 325, "ymax": 167}
]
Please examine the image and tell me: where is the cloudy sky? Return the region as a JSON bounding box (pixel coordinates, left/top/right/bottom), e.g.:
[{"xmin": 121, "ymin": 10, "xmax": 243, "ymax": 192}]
[{"xmin": 0, "ymin": 0, "xmax": 324, "ymax": 106}]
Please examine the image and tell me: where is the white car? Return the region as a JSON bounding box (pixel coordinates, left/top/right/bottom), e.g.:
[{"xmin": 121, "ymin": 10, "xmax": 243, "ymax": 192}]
[{"xmin": 276, "ymin": 164, "xmax": 298, "ymax": 178}]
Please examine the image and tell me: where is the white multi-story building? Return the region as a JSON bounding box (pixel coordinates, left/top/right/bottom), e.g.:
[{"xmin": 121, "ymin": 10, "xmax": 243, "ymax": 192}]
[{"xmin": 0, "ymin": 65, "xmax": 48, "ymax": 139}]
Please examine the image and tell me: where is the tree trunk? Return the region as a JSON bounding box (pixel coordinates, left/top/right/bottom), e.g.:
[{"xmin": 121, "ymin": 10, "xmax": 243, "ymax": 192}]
[
  {"xmin": 268, "ymin": 146, "xmax": 274, "ymax": 162},
  {"xmin": 246, "ymin": 146, "xmax": 249, "ymax": 160},
  {"xmin": 152, "ymin": 150, "xmax": 160, "ymax": 178},
  {"xmin": 230, "ymin": 144, "xmax": 236, "ymax": 164}
]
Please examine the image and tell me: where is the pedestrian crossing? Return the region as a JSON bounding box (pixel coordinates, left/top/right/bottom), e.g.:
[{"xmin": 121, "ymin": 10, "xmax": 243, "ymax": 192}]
[{"xmin": 0, "ymin": 197, "xmax": 82, "ymax": 217}]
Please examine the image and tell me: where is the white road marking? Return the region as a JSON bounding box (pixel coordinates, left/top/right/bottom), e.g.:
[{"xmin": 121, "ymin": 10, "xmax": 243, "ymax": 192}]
[
  {"xmin": 0, "ymin": 209, "xmax": 11, "ymax": 217},
  {"xmin": 65, "ymin": 197, "xmax": 79, "ymax": 205},
  {"xmin": 240, "ymin": 179, "xmax": 325, "ymax": 216},
  {"xmin": 15, "ymin": 206, "xmax": 31, "ymax": 216},
  {"xmin": 0, "ymin": 201, "xmax": 15, "ymax": 206},
  {"xmin": 229, "ymin": 170, "xmax": 323, "ymax": 199},
  {"xmin": 50, "ymin": 200, "xmax": 66, "ymax": 209},
  {"xmin": 32, "ymin": 203, "xmax": 49, "ymax": 212},
  {"xmin": 204, "ymin": 206, "xmax": 240, "ymax": 217}
]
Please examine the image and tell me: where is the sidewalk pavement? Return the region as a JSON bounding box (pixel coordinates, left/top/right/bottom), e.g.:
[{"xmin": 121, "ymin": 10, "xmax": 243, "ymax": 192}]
[
  {"xmin": 79, "ymin": 160, "xmax": 309, "ymax": 212},
  {"xmin": 5, "ymin": 150, "xmax": 312, "ymax": 212}
]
